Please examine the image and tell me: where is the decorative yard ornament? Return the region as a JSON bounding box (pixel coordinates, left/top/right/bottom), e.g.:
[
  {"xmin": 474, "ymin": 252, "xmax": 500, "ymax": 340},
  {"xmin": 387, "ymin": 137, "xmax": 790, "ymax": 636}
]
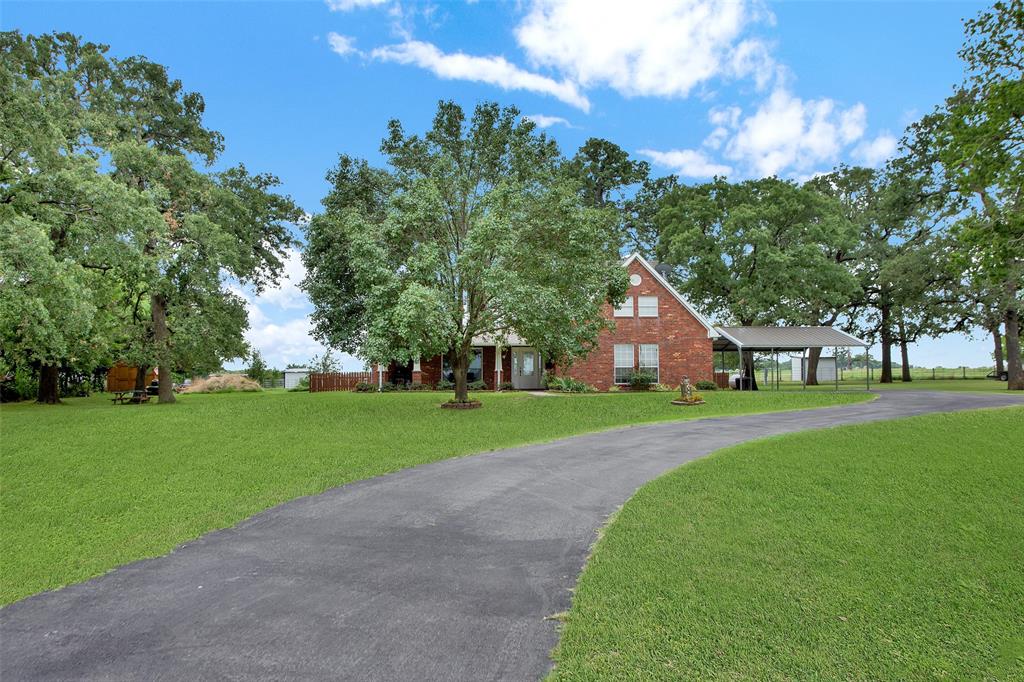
[{"xmin": 672, "ymin": 374, "xmax": 705, "ymax": 406}]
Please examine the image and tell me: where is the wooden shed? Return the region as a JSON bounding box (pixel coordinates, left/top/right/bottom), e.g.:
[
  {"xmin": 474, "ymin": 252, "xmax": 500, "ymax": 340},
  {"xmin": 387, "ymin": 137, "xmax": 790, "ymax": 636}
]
[{"xmin": 106, "ymin": 364, "xmax": 157, "ymax": 392}]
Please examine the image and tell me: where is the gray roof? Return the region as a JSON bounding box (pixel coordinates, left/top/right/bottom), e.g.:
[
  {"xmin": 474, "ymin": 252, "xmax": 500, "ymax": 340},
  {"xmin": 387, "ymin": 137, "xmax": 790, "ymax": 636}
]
[{"xmin": 713, "ymin": 326, "xmax": 868, "ymax": 350}]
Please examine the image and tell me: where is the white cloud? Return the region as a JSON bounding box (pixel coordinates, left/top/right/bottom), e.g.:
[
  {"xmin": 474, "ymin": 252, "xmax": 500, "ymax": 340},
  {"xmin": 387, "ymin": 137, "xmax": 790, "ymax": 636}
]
[
  {"xmin": 327, "ymin": 32, "xmax": 358, "ymax": 57},
  {"xmin": 370, "ymin": 40, "xmax": 591, "ymax": 111},
  {"xmin": 514, "ymin": 0, "xmax": 776, "ymax": 99},
  {"xmin": 325, "ymin": 0, "xmax": 388, "ymax": 11},
  {"xmin": 245, "ymin": 316, "xmax": 327, "ymax": 367},
  {"xmin": 524, "ymin": 113, "xmax": 572, "ymax": 128},
  {"xmin": 853, "ymin": 132, "xmax": 898, "ymax": 167},
  {"xmin": 257, "ymin": 247, "xmax": 308, "ymax": 310},
  {"xmin": 718, "ymin": 87, "xmax": 870, "ymax": 176},
  {"xmin": 638, "ymin": 148, "xmax": 732, "ymax": 178}
]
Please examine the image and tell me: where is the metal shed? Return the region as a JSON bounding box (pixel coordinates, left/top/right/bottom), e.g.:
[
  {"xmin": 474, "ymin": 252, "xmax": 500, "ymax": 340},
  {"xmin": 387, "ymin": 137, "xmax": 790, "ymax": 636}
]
[
  {"xmin": 283, "ymin": 368, "xmax": 311, "ymax": 390},
  {"xmin": 712, "ymin": 326, "xmax": 870, "ymax": 390}
]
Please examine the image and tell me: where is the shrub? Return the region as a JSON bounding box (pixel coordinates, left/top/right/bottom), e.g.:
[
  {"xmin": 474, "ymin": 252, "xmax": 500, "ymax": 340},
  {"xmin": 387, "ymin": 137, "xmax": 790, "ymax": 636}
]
[
  {"xmin": 0, "ymin": 366, "xmax": 38, "ymax": 402},
  {"xmin": 547, "ymin": 375, "xmax": 597, "ymax": 393},
  {"xmin": 651, "ymin": 383, "xmax": 674, "ymax": 392},
  {"xmin": 353, "ymin": 382, "xmax": 375, "ymax": 392},
  {"xmin": 288, "ymin": 376, "xmax": 310, "ymax": 392},
  {"xmin": 499, "ymin": 381, "xmax": 515, "ymax": 391},
  {"xmin": 407, "ymin": 382, "xmax": 431, "ymax": 391},
  {"xmin": 627, "ymin": 370, "xmax": 656, "ymax": 391},
  {"xmin": 695, "ymin": 380, "xmax": 718, "ymax": 391},
  {"xmin": 467, "ymin": 380, "xmax": 488, "ymax": 391},
  {"xmin": 607, "ymin": 385, "xmax": 622, "ymax": 393},
  {"xmin": 435, "ymin": 379, "xmax": 455, "ymax": 391},
  {"xmin": 379, "ymin": 383, "xmax": 398, "ymax": 392},
  {"xmin": 182, "ymin": 374, "xmax": 262, "ymax": 394}
]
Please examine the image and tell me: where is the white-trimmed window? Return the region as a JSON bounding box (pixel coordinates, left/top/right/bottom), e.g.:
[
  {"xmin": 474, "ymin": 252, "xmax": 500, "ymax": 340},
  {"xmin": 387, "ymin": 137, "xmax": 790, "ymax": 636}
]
[
  {"xmin": 614, "ymin": 344, "xmax": 634, "ymax": 384},
  {"xmin": 638, "ymin": 296, "xmax": 659, "ymax": 317},
  {"xmin": 639, "ymin": 344, "xmax": 659, "ymax": 383},
  {"xmin": 613, "ymin": 296, "xmax": 634, "ymax": 317}
]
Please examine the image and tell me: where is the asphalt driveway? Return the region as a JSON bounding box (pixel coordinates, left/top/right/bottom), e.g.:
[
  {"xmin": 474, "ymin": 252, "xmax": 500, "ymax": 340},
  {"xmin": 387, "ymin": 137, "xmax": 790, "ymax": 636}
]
[{"xmin": 2, "ymin": 391, "xmax": 1022, "ymax": 680}]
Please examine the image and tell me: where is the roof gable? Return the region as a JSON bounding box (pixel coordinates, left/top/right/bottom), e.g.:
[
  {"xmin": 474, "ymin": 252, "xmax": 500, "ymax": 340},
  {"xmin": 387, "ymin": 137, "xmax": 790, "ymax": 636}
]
[{"xmin": 622, "ymin": 253, "xmax": 717, "ymax": 337}]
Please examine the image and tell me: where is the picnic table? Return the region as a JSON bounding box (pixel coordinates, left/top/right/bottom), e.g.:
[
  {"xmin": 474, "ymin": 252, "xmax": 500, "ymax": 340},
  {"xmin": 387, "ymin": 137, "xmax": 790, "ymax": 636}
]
[{"xmin": 111, "ymin": 389, "xmax": 149, "ymax": 405}]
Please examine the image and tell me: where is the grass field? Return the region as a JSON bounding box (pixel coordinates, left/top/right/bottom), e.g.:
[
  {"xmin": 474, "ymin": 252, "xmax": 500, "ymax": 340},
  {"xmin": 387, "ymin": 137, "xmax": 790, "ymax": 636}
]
[
  {"xmin": 0, "ymin": 389, "xmax": 872, "ymax": 605},
  {"xmin": 550, "ymin": 407, "xmax": 1024, "ymax": 681}
]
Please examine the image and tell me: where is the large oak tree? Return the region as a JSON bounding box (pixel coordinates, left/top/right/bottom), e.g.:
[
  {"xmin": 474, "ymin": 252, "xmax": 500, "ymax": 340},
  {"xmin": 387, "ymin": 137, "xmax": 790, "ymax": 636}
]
[
  {"xmin": 655, "ymin": 176, "xmax": 859, "ymax": 387},
  {"xmin": 303, "ymin": 101, "xmax": 628, "ymax": 403}
]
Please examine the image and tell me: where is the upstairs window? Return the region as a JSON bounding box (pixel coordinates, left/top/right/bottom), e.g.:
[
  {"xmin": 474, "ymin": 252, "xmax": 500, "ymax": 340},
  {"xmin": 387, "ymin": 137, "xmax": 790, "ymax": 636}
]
[
  {"xmin": 613, "ymin": 296, "xmax": 634, "ymax": 318},
  {"xmin": 638, "ymin": 296, "xmax": 659, "ymax": 317}
]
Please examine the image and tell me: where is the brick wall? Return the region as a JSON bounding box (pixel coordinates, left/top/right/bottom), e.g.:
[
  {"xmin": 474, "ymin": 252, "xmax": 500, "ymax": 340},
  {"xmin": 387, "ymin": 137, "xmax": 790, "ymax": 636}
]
[{"xmin": 558, "ymin": 260, "xmax": 713, "ymax": 391}]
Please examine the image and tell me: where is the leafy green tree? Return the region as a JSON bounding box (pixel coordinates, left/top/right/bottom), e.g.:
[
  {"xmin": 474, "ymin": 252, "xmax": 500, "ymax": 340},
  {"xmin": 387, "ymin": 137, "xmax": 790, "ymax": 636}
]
[
  {"xmin": 912, "ymin": 0, "xmax": 1024, "ymax": 389},
  {"xmin": 303, "ymin": 101, "xmax": 628, "ymax": 403},
  {"xmin": 625, "ymin": 174, "xmax": 679, "ymax": 257},
  {"xmin": 567, "ymin": 138, "xmax": 649, "ymax": 210},
  {"xmin": 807, "ymin": 164, "xmax": 956, "ymax": 383},
  {"xmin": 655, "ymin": 176, "xmax": 858, "ymax": 387},
  {"xmin": 308, "ymin": 351, "xmax": 341, "ymax": 374},
  {"xmin": 1, "ymin": 31, "xmax": 301, "ymax": 403},
  {"xmin": 246, "ymin": 349, "xmax": 268, "ymax": 384},
  {"xmin": 0, "ymin": 32, "xmax": 161, "ymax": 402}
]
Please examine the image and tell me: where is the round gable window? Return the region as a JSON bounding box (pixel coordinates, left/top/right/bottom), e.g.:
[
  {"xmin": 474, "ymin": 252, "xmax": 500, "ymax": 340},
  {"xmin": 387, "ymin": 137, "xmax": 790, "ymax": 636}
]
[{"xmin": 629, "ymin": 273, "xmax": 642, "ymax": 286}]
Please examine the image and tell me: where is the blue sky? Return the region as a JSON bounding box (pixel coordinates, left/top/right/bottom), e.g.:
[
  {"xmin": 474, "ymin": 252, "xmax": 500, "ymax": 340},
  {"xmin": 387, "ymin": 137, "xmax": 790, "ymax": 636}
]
[{"xmin": 4, "ymin": 0, "xmax": 997, "ymax": 370}]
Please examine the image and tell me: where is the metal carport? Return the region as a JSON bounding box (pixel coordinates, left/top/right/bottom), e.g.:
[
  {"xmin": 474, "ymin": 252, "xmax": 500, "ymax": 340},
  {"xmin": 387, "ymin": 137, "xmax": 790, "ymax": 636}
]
[{"xmin": 712, "ymin": 326, "xmax": 871, "ymax": 390}]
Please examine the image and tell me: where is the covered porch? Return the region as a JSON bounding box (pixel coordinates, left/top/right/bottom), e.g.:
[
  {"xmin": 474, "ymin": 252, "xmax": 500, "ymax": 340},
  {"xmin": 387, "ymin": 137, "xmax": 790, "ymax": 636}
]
[
  {"xmin": 712, "ymin": 326, "xmax": 871, "ymax": 391},
  {"xmin": 372, "ymin": 334, "xmax": 546, "ymax": 390}
]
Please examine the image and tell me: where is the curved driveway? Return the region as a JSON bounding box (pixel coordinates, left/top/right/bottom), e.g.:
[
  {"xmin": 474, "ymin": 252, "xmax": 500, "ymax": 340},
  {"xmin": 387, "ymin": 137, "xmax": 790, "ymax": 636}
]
[{"xmin": 3, "ymin": 391, "xmax": 1022, "ymax": 680}]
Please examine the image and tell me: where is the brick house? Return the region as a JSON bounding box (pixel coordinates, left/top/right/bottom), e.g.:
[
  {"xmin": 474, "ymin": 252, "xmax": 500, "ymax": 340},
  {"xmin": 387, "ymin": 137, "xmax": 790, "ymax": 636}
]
[{"xmin": 371, "ymin": 253, "xmax": 717, "ymax": 391}]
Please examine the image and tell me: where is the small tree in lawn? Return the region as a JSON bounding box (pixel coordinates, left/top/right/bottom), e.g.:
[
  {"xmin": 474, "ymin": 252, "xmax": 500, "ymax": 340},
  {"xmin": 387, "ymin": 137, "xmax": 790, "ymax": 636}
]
[
  {"xmin": 303, "ymin": 101, "xmax": 628, "ymax": 404},
  {"xmin": 308, "ymin": 351, "xmax": 340, "ymax": 375},
  {"xmin": 246, "ymin": 350, "xmax": 268, "ymax": 384}
]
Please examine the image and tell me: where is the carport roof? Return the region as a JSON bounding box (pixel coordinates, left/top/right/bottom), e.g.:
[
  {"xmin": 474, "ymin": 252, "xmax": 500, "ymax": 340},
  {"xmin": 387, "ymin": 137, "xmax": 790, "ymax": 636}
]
[{"xmin": 713, "ymin": 326, "xmax": 868, "ymax": 351}]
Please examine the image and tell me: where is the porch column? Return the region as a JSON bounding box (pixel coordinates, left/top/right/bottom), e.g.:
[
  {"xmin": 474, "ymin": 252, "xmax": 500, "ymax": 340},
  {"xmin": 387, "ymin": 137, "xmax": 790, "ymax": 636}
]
[
  {"xmin": 377, "ymin": 363, "xmax": 383, "ymax": 391},
  {"xmin": 495, "ymin": 345, "xmax": 503, "ymax": 390},
  {"xmin": 412, "ymin": 357, "xmax": 422, "ymax": 385}
]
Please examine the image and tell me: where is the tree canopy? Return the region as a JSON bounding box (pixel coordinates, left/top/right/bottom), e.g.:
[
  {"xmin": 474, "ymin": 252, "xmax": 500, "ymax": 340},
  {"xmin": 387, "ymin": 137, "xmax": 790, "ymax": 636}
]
[
  {"xmin": 0, "ymin": 31, "xmax": 300, "ymax": 403},
  {"xmin": 303, "ymin": 101, "xmax": 628, "ymax": 402}
]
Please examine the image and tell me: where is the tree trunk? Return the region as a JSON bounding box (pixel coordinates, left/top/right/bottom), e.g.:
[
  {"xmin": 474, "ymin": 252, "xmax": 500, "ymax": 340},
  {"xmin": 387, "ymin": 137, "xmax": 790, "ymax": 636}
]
[
  {"xmin": 1006, "ymin": 306, "xmax": 1023, "ymax": 391},
  {"xmin": 741, "ymin": 350, "xmax": 759, "ymax": 390},
  {"xmin": 451, "ymin": 350, "xmax": 469, "ymax": 402},
  {"xmin": 37, "ymin": 364, "xmax": 60, "ymax": 404},
  {"xmin": 805, "ymin": 347, "xmax": 821, "ymax": 386},
  {"xmin": 990, "ymin": 324, "xmax": 1004, "ymax": 376},
  {"xmin": 898, "ymin": 317, "xmax": 912, "ymax": 382},
  {"xmin": 151, "ymin": 293, "xmax": 176, "ymax": 404},
  {"xmin": 135, "ymin": 365, "xmax": 149, "ymax": 392},
  {"xmin": 879, "ymin": 304, "xmax": 893, "ymax": 383}
]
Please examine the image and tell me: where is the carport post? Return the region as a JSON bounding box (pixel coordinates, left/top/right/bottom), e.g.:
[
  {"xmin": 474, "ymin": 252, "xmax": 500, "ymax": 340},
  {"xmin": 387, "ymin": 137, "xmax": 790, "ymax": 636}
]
[
  {"xmin": 801, "ymin": 348, "xmax": 807, "ymax": 390},
  {"xmin": 866, "ymin": 344, "xmax": 871, "ymax": 391}
]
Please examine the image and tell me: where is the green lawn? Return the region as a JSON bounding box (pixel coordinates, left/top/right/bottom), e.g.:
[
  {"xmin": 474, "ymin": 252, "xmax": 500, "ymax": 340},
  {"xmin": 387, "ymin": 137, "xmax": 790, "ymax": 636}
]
[
  {"xmin": 0, "ymin": 389, "xmax": 870, "ymax": 605},
  {"xmin": 550, "ymin": 407, "xmax": 1024, "ymax": 681}
]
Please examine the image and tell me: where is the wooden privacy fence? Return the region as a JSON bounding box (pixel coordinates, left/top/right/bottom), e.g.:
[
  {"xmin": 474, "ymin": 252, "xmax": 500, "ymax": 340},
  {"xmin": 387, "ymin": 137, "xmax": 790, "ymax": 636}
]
[{"xmin": 309, "ymin": 372, "xmax": 372, "ymax": 392}]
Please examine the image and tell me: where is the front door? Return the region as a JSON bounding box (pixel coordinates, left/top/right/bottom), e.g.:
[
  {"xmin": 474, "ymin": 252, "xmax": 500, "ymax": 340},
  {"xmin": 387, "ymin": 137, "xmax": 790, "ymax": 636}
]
[{"xmin": 511, "ymin": 348, "xmax": 542, "ymax": 389}]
